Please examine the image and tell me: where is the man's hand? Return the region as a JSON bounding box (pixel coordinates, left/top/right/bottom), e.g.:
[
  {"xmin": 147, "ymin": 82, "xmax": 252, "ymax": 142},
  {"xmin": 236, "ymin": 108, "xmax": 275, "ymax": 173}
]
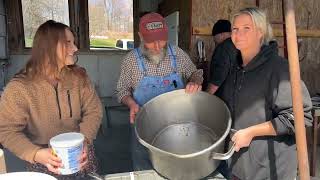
[
  {"xmin": 122, "ymin": 96, "xmax": 140, "ymax": 124},
  {"xmin": 34, "ymin": 148, "xmax": 62, "ymax": 174},
  {"xmin": 129, "ymin": 102, "xmax": 139, "ymax": 124},
  {"xmin": 185, "ymin": 82, "xmax": 202, "ymax": 94},
  {"xmin": 207, "ymin": 83, "xmax": 219, "ymax": 95}
]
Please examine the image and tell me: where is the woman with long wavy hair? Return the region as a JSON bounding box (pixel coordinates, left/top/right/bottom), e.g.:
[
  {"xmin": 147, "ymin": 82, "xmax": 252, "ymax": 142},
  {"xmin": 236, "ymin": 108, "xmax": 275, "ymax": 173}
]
[{"xmin": 0, "ymin": 20, "xmax": 103, "ymax": 179}]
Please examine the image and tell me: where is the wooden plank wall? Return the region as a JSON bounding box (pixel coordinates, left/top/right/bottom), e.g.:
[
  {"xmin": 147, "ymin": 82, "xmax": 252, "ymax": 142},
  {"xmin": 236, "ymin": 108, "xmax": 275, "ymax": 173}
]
[
  {"xmin": 191, "ymin": 0, "xmax": 320, "ymax": 95},
  {"xmin": 5, "ymin": 0, "xmax": 24, "ymax": 52},
  {"xmin": 289, "ymin": 0, "xmax": 320, "ymax": 96}
]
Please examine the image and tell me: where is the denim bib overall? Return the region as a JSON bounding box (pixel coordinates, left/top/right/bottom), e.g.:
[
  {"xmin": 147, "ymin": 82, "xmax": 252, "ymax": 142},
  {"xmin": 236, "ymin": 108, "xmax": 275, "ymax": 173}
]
[
  {"xmin": 130, "ymin": 44, "xmax": 185, "ymax": 171},
  {"xmin": 132, "ymin": 44, "xmax": 184, "ymax": 106}
]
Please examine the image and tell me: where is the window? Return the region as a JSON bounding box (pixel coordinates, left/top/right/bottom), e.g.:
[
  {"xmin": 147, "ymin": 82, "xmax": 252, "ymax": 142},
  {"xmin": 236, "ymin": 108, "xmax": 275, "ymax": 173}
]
[
  {"xmin": 21, "ymin": 0, "xmax": 69, "ymax": 47},
  {"xmin": 88, "ymin": 0, "xmax": 134, "ymax": 49},
  {"xmin": 7, "ymin": 0, "xmax": 137, "ymax": 51}
]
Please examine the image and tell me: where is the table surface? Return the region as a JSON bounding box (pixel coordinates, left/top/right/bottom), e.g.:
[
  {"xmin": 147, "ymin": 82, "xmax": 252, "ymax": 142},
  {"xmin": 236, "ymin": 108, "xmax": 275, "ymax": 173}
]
[{"xmin": 103, "ymin": 170, "xmax": 226, "ymax": 180}]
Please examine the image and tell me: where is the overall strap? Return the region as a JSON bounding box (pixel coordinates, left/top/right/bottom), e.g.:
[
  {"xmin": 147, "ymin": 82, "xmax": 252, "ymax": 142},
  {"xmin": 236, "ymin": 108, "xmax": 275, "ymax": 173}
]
[
  {"xmin": 168, "ymin": 44, "xmax": 177, "ymax": 72},
  {"xmin": 134, "ymin": 48, "xmax": 147, "ymax": 75}
]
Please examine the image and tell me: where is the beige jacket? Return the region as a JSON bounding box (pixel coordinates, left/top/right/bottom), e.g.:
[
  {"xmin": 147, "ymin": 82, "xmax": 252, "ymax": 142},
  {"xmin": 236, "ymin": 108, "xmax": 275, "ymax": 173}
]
[{"xmin": 0, "ymin": 68, "xmax": 103, "ymax": 163}]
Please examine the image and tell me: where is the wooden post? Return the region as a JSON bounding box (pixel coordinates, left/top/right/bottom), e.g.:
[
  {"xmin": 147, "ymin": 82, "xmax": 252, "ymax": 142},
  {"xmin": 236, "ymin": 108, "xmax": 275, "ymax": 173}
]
[
  {"xmin": 0, "ymin": 149, "xmax": 6, "ymax": 174},
  {"xmin": 284, "ymin": 0, "xmax": 310, "ymax": 179}
]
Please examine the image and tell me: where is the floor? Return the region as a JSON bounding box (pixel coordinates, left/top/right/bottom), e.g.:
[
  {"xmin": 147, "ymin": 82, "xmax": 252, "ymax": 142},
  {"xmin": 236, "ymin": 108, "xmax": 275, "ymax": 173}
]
[
  {"xmin": 2, "ymin": 100, "xmax": 320, "ymax": 178},
  {"xmin": 94, "ymin": 106, "xmax": 132, "ymax": 175}
]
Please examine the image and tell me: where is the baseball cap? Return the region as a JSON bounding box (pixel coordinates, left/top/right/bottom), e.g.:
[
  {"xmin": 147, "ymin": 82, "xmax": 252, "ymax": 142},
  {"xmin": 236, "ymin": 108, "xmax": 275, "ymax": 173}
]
[
  {"xmin": 212, "ymin": 19, "xmax": 231, "ymax": 36},
  {"xmin": 139, "ymin": 12, "xmax": 168, "ymax": 43}
]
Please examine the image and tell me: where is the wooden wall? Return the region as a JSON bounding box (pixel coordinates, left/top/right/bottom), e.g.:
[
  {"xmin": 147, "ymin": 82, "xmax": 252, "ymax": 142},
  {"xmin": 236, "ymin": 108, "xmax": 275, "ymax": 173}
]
[
  {"xmin": 286, "ymin": 0, "xmax": 320, "ymax": 96},
  {"xmin": 6, "ymin": 0, "xmax": 24, "ymax": 52},
  {"xmin": 191, "ymin": 0, "xmax": 320, "ymax": 95}
]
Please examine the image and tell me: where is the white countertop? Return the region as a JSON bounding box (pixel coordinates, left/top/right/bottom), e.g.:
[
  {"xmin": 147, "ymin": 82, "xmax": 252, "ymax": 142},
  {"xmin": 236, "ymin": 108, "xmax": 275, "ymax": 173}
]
[{"xmin": 103, "ymin": 170, "xmax": 226, "ymax": 180}]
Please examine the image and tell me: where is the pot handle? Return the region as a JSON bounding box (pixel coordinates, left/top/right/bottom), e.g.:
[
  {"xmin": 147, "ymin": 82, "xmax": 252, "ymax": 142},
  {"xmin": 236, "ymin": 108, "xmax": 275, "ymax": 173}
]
[{"xmin": 211, "ymin": 129, "xmax": 237, "ymax": 160}]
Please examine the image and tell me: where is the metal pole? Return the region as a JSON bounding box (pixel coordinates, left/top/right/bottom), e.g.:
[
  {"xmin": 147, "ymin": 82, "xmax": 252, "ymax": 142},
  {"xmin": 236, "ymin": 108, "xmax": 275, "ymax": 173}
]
[{"xmin": 284, "ymin": 0, "xmax": 310, "ymax": 179}]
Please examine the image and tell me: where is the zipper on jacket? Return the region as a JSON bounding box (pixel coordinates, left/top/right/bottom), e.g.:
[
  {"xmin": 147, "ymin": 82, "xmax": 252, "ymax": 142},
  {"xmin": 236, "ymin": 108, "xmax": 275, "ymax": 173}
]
[
  {"xmin": 67, "ymin": 90, "xmax": 73, "ymax": 117},
  {"xmin": 54, "ymin": 86, "xmax": 62, "ymax": 119}
]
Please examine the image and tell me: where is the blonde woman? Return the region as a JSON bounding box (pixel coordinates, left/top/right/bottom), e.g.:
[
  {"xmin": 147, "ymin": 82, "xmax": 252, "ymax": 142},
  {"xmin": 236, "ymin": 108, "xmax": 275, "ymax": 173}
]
[
  {"xmin": 219, "ymin": 8, "xmax": 313, "ymax": 180},
  {"xmin": 0, "ymin": 20, "xmax": 102, "ymax": 179}
]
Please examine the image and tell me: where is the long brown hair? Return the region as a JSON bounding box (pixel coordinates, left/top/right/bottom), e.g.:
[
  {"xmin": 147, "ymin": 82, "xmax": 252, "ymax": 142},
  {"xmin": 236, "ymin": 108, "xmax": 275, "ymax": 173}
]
[{"xmin": 17, "ymin": 20, "xmax": 85, "ymax": 80}]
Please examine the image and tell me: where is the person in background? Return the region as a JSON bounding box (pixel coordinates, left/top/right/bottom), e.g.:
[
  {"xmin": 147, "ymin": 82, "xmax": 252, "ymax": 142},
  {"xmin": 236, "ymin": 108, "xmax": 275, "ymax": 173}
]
[
  {"xmin": 207, "ymin": 19, "xmax": 240, "ymax": 95},
  {"xmin": 207, "ymin": 19, "xmax": 240, "ymax": 179},
  {"xmin": 116, "ymin": 12, "xmax": 203, "ymax": 171},
  {"xmin": 212, "ymin": 19, "xmax": 232, "ymax": 45},
  {"xmin": 0, "ymin": 20, "xmax": 103, "ymax": 179},
  {"xmin": 220, "ymin": 7, "xmax": 313, "ymax": 180}
]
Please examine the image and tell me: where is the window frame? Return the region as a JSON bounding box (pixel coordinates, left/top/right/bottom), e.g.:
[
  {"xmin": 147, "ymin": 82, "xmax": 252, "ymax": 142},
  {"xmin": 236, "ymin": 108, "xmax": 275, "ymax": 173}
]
[{"xmin": 6, "ymin": 0, "xmax": 138, "ymax": 53}]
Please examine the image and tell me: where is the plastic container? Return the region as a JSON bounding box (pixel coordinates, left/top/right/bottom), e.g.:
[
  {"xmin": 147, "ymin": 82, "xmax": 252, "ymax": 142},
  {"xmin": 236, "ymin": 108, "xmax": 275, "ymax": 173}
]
[
  {"xmin": 49, "ymin": 132, "xmax": 84, "ymax": 175},
  {"xmin": 0, "ymin": 148, "xmax": 6, "ymax": 174}
]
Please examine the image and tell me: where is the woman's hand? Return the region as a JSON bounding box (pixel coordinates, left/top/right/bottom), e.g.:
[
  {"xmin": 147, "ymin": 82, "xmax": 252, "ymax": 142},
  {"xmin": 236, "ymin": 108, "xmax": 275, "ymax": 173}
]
[
  {"xmin": 34, "ymin": 148, "xmax": 62, "ymax": 174},
  {"xmin": 79, "ymin": 143, "xmax": 88, "ymax": 170},
  {"xmin": 185, "ymin": 82, "xmax": 202, "ymax": 94},
  {"xmin": 231, "ymin": 128, "xmax": 254, "ymax": 152}
]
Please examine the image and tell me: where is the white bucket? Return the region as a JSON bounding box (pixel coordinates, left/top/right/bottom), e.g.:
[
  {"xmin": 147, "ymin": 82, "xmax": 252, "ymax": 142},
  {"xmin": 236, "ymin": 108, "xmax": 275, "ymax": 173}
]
[
  {"xmin": 49, "ymin": 132, "xmax": 84, "ymax": 175},
  {"xmin": 0, "ymin": 149, "xmax": 6, "ymax": 174}
]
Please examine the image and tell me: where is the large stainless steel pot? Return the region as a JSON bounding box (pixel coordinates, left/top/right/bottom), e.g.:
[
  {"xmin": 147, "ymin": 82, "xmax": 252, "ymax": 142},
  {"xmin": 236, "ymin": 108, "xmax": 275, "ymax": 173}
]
[{"xmin": 135, "ymin": 90, "xmax": 234, "ymax": 180}]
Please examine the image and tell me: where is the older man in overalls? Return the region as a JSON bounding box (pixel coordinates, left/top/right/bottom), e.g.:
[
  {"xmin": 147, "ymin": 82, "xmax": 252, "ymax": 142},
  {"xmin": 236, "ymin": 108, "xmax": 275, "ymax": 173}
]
[{"xmin": 116, "ymin": 12, "xmax": 203, "ymax": 171}]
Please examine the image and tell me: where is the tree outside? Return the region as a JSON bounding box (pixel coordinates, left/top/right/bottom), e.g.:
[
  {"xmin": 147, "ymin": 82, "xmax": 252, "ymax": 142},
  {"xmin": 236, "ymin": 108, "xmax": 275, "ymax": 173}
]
[
  {"xmin": 21, "ymin": 0, "xmax": 133, "ymax": 49},
  {"xmin": 22, "ymin": 0, "xmax": 69, "ymax": 47},
  {"xmin": 89, "ymin": 0, "xmax": 134, "ymax": 48}
]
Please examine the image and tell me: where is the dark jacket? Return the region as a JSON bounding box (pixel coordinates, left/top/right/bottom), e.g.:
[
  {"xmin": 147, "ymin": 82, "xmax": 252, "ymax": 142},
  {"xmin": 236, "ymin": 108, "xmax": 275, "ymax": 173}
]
[
  {"xmin": 220, "ymin": 41, "xmax": 313, "ymax": 180},
  {"xmin": 209, "ymin": 38, "xmax": 240, "ymax": 97}
]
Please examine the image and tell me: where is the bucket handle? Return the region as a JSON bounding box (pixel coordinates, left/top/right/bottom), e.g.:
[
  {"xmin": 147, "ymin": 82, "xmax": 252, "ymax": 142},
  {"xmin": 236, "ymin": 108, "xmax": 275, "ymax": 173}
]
[{"xmin": 210, "ymin": 129, "xmax": 236, "ymax": 160}]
